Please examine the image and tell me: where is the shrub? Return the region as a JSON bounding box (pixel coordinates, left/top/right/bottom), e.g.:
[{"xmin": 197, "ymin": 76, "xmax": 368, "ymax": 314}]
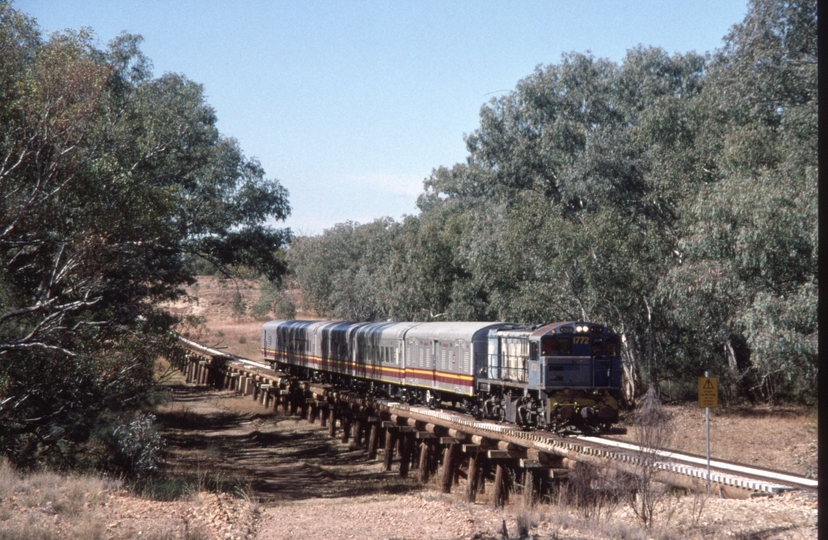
[{"xmin": 112, "ymin": 413, "xmax": 165, "ymax": 479}]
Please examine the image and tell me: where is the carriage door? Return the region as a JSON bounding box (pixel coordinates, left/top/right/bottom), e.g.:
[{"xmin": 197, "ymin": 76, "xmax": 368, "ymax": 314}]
[
  {"xmin": 405, "ymin": 338, "xmax": 415, "ymax": 385},
  {"xmin": 428, "ymin": 340, "xmax": 437, "ymax": 387},
  {"xmin": 528, "ymin": 340, "xmax": 541, "ymax": 388}
]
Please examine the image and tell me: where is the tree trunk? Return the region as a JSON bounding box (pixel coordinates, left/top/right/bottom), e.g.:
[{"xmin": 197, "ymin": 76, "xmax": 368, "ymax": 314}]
[{"xmin": 621, "ymin": 331, "xmax": 641, "ymax": 406}]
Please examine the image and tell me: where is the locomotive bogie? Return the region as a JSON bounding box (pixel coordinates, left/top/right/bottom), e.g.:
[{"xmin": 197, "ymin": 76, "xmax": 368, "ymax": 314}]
[{"xmin": 547, "ymin": 388, "xmax": 620, "ymax": 432}]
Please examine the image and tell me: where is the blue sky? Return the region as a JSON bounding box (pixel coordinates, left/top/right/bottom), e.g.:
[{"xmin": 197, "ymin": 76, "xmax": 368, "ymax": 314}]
[{"xmin": 18, "ymin": 1, "xmax": 748, "ymax": 236}]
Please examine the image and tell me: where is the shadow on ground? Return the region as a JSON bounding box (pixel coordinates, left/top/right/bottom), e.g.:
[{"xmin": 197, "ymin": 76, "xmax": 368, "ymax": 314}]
[{"xmin": 156, "ymin": 385, "xmax": 423, "ymax": 503}]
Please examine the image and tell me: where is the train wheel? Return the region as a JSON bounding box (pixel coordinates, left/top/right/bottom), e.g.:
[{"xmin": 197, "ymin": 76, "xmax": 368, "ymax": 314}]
[
  {"xmin": 535, "ymin": 415, "xmax": 547, "ymax": 431},
  {"xmin": 425, "ymin": 390, "xmax": 438, "ymax": 409}
]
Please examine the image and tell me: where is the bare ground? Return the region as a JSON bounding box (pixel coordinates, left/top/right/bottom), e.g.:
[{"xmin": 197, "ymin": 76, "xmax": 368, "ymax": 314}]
[{"xmin": 153, "ymin": 378, "xmax": 817, "ymax": 540}]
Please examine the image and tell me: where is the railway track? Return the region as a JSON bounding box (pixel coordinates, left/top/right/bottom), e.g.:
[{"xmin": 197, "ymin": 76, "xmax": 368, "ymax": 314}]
[
  {"xmin": 169, "ymin": 336, "xmax": 817, "ymax": 504},
  {"xmin": 578, "ymin": 435, "xmax": 818, "ymax": 493},
  {"xmin": 373, "ymin": 399, "xmax": 814, "ymax": 496}
]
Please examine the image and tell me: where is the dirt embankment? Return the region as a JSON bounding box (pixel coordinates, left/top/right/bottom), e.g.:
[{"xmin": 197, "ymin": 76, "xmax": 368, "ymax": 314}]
[
  {"xmin": 151, "ymin": 378, "xmax": 817, "ymax": 540},
  {"xmin": 153, "ymin": 380, "xmax": 817, "ymax": 540}
]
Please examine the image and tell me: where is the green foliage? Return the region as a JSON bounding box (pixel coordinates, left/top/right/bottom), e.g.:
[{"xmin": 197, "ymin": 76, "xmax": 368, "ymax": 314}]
[
  {"xmin": 250, "ymin": 275, "xmax": 298, "ymax": 320},
  {"xmin": 231, "ymin": 291, "xmax": 246, "ymax": 318},
  {"xmin": 288, "ymin": 219, "xmax": 399, "ymax": 320},
  {"xmin": 656, "ymin": 0, "xmax": 817, "ymax": 402},
  {"xmin": 111, "ymin": 413, "xmax": 165, "ymax": 479},
  {"xmin": 0, "ymin": 4, "xmax": 291, "ymax": 469},
  {"xmin": 384, "ymin": 208, "xmax": 476, "ymax": 321},
  {"xmin": 275, "ymin": 296, "xmax": 297, "ymax": 320}
]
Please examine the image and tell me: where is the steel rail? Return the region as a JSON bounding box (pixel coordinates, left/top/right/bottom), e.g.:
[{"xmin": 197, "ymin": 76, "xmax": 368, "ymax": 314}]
[
  {"xmin": 176, "ymin": 335, "xmax": 267, "ymax": 370},
  {"xmin": 578, "ymin": 435, "xmax": 818, "ymax": 491}
]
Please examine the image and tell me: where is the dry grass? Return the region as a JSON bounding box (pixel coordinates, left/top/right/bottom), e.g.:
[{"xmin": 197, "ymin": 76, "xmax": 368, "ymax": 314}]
[
  {"xmin": 405, "ymin": 450, "xmax": 816, "ymax": 539},
  {"xmin": 166, "ymin": 276, "xmax": 260, "ymax": 351},
  {"xmin": 0, "ymin": 456, "xmax": 259, "ymax": 539},
  {"xmin": 611, "ymin": 402, "xmax": 817, "ymax": 477},
  {"xmin": 0, "ymin": 458, "xmax": 114, "ymax": 539},
  {"xmin": 169, "ymin": 275, "xmax": 323, "ymax": 361},
  {"xmin": 189, "ymin": 319, "xmax": 262, "ymax": 360},
  {"xmin": 0, "ymin": 459, "xmax": 112, "ymax": 515},
  {"xmin": 537, "ymin": 504, "xmax": 660, "ymax": 540}
]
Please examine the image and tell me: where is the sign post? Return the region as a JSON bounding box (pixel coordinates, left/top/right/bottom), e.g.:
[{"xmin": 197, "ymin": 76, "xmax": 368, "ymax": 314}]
[{"xmin": 698, "ymin": 372, "xmax": 718, "ymax": 495}]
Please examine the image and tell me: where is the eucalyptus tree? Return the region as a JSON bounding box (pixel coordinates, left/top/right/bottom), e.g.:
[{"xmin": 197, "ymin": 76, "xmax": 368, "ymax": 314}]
[
  {"xmin": 420, "ymin": 47, "xmax": 708, "ymax": 400},
  {"xmin": 0, "ymin": 5, "xmax": 291, "ymax": 468},
  {"xmin": 289, "ymin": 218, "xmax": 398, "ymax": 321},
  {"xmin": 377, "ymin": 198, "xmax": 482, "ymax": 322},
  {"xmin": 283, "ymin": 0, "xmax": 816, "ymax": 403},
  {"xmin": 658, "ymin": 0, "xmax": 817, "ymax": 402}
]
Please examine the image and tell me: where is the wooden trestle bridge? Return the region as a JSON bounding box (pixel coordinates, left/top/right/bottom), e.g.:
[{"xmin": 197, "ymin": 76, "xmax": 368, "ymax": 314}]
[{"xmin": 168, "ymin": 337, "xmax": 813, "ymax": 506}]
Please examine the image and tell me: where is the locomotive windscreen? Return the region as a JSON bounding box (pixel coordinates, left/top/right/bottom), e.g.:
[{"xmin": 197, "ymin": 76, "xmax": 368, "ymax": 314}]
[
  {"xmin": 541, "ymin": 335, "xmax": 621, "ymax": 358},
  {"xmin": 541, "ymin": 337, "xmax": 572, "ymax": 356}
]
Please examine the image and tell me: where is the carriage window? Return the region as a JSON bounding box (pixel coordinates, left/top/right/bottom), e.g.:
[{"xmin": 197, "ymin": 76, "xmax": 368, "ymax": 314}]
[
  {"xmin": 541, "ymin": 337, "xmax": 572, "ymax": 356},
  {"xmin": 332, "ymin": 337, "xmax": 348, "ymax": 358},
  {"xmin": 592, "ymin": 338, "xmax": 603, "ymax": 358},
  {"xmin": 530, "ymin": 342, "xmax": 538, "ymax": 361}
]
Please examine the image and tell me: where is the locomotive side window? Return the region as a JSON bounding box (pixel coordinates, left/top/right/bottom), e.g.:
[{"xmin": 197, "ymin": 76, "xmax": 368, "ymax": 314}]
[
  {"xmin": 592, "ymin": 338, "xmax": 603, "ymax": 358},
  {"xmin": 606, "ymin": 336, "xmax": 620, "ymax": 357},
  {"xmin": 541, "ymin": 337, "xmax": 572, "ymax": 356}
]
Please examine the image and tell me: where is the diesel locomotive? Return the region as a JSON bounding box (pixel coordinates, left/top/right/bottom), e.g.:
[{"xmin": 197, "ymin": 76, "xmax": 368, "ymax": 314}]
[{"xmin": 262, "ymin": 319, "xmax": 622, "ymax": 432}]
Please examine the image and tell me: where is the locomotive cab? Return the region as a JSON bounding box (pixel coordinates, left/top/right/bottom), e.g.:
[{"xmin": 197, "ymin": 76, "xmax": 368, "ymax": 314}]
[
  {"xmin": 532, "ymin": 324, "xmax": 621, "ymax": 389},
  {"xmin": 530, "ymin": 323, "xmax": 621, "ymax": 431}
]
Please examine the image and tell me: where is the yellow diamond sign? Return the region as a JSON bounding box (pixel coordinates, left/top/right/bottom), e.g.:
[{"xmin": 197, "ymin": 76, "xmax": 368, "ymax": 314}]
[{"xmin": 698, "ymin": 377, "xmax": 718, "ymax": 408}]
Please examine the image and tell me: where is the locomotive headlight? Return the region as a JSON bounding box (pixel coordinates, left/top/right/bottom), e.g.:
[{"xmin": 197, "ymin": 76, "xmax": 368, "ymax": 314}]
[{"xmin": 576, "ymin": 325, "xmax": 586, "ymax": 333}]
